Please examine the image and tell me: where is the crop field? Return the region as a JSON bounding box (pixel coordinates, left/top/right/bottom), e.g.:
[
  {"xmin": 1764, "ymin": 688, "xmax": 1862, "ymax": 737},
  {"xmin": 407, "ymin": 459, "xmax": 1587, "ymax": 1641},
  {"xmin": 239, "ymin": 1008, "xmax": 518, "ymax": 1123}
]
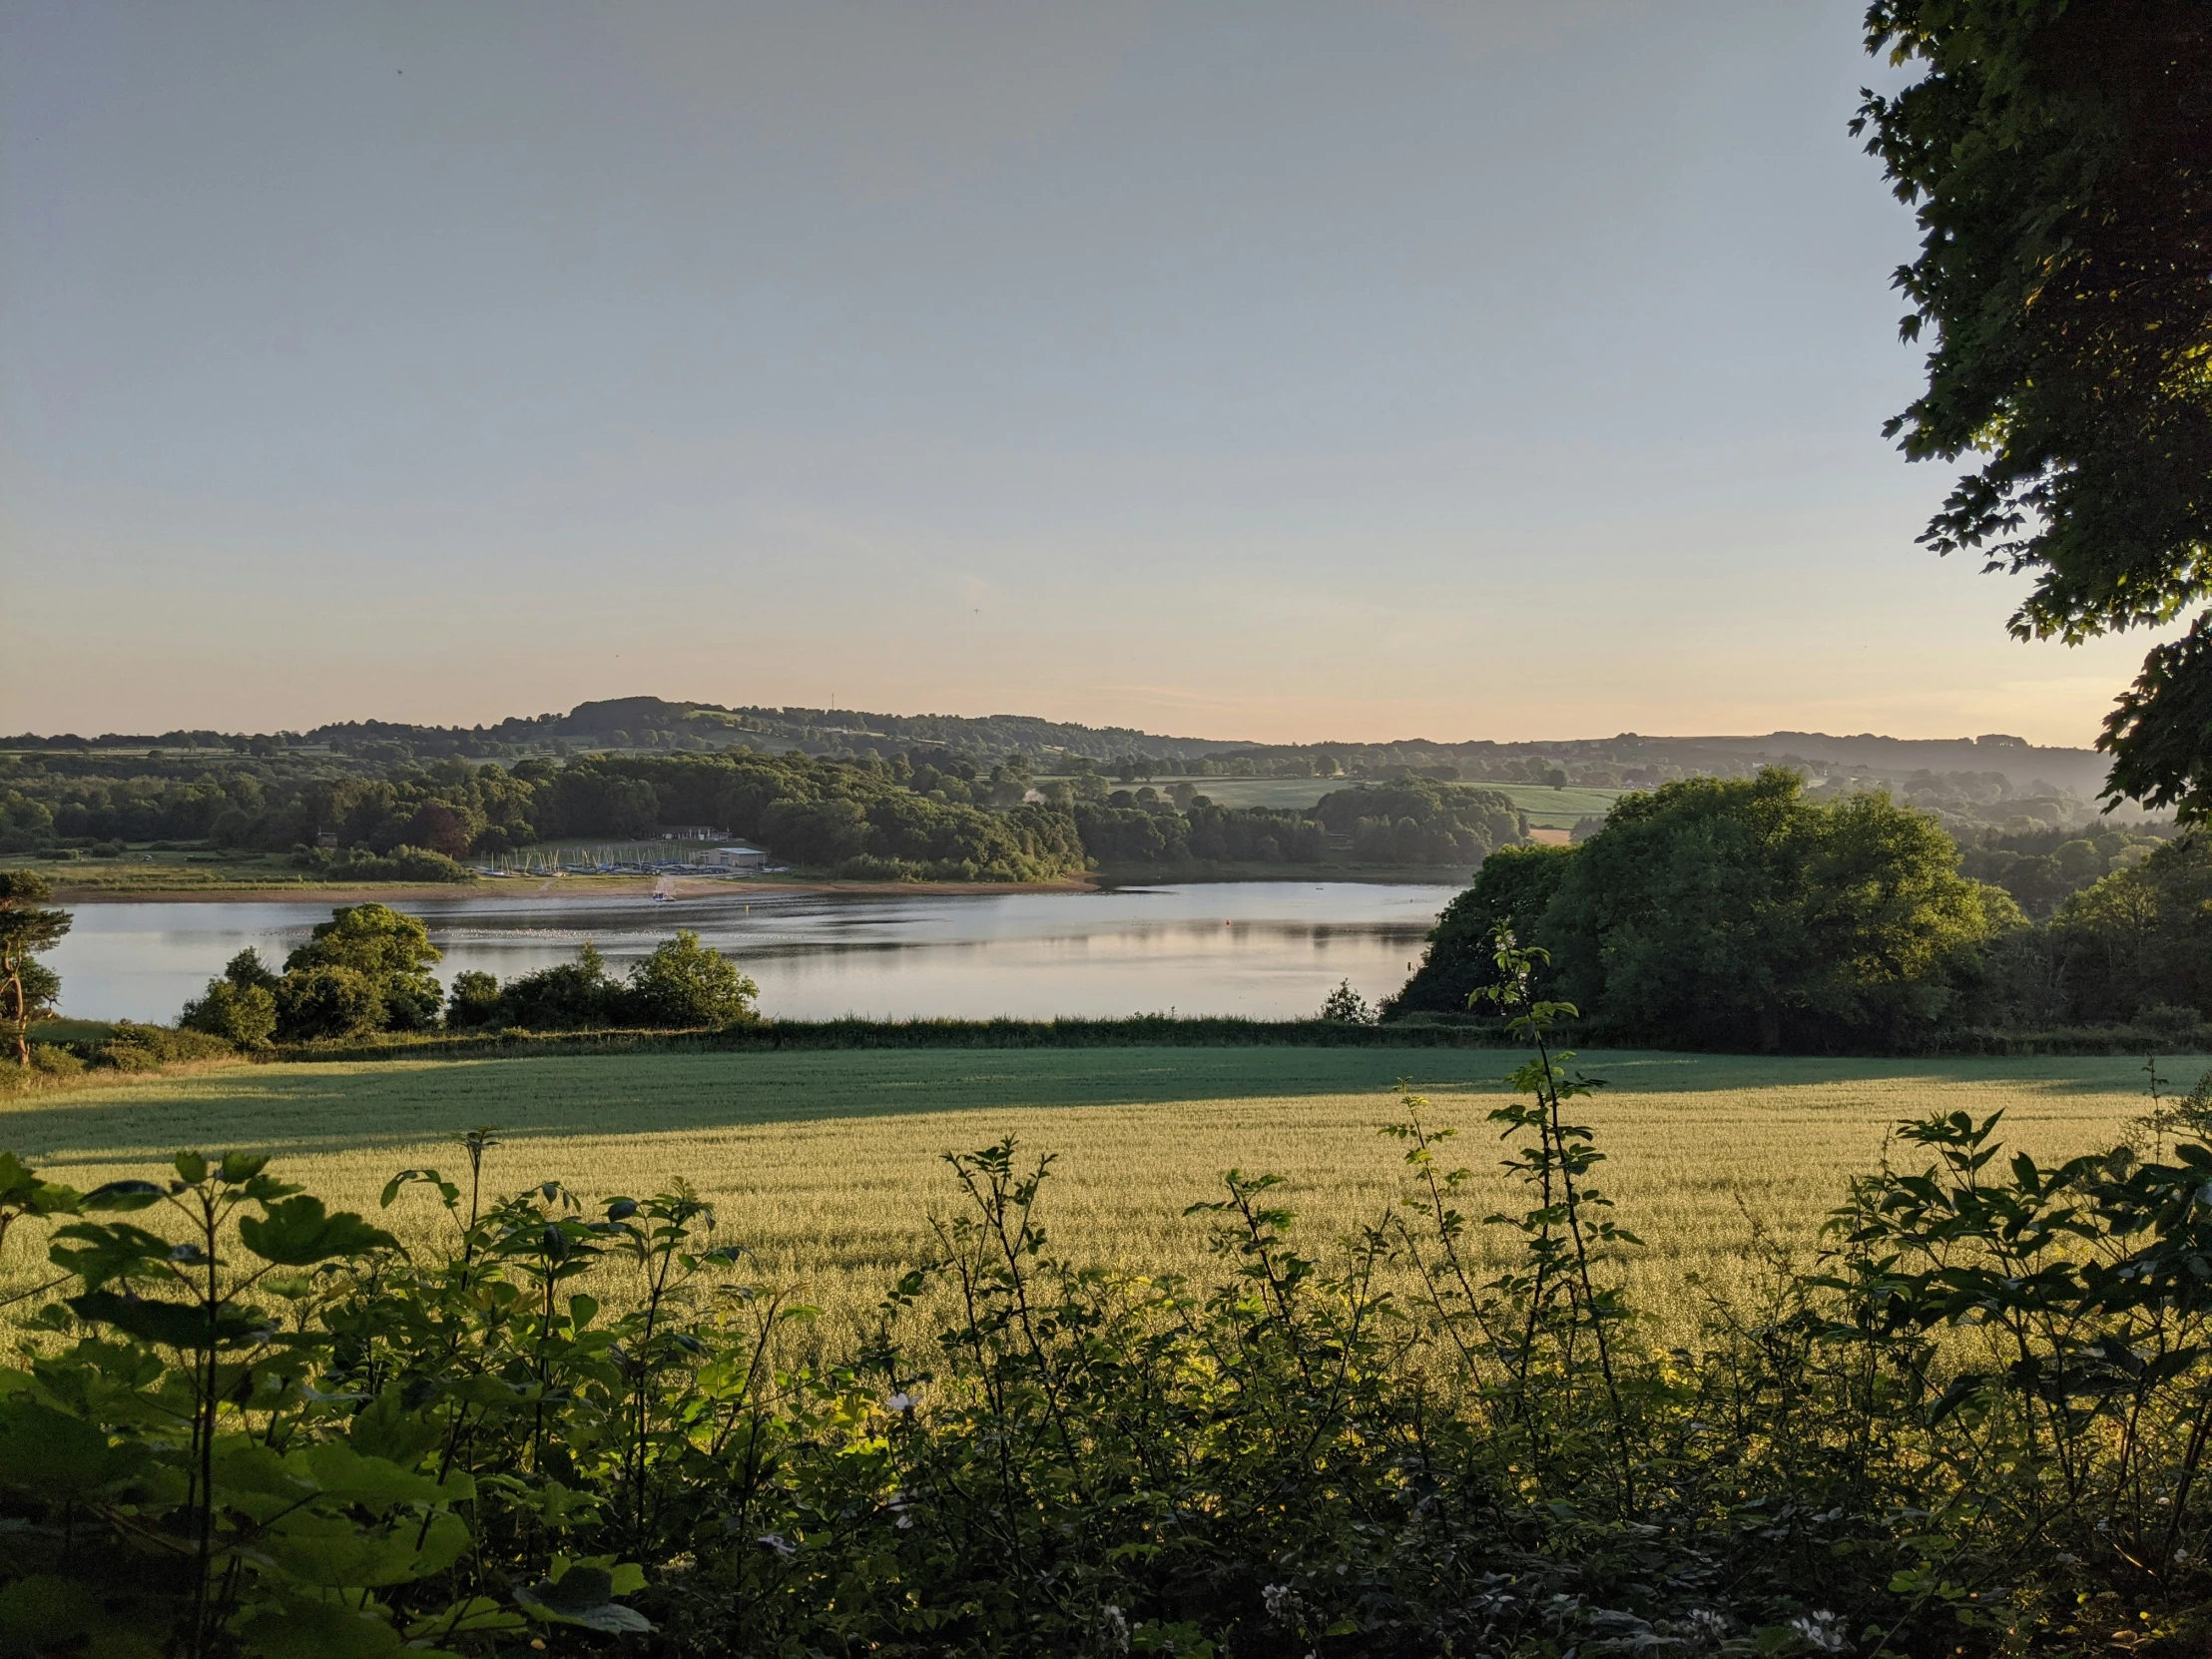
[
  {"xmin": 1486, "ymin": 782, "xmax": 1627, "ymax": 828},
  {"xmin": 0, "ymin": 1046, "xmax": 2171, "ymax": 1346},
  {"xmin": 1154, "ymin": 776, "xmax": 1625, "ymax": 829}
]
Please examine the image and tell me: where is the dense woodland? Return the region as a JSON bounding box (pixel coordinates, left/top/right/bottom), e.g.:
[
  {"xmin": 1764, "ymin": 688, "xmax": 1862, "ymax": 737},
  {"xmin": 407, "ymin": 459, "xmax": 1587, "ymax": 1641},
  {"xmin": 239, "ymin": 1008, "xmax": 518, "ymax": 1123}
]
[
  {"xmin": 1390, "ymin": 770, "xmax": 2211, "ymax": 1049},
  {"xmin": 0, "ymin": 740, "xmax": 1537, "ymax": 881}
]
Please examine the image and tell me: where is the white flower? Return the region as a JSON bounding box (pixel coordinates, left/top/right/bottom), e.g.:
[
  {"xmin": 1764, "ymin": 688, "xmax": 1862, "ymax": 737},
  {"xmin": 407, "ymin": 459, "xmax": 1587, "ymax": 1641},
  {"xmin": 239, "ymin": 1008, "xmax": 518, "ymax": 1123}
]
[
  {"xmin": 887, "ymin": 1490, "xmax": 915, "ymax": 1530},
  {"xmin": 1263, "ymin": 1583, "xmax": 1304, "ymax": 1623},
  {"xmin": 1788, "ymin": 1611, "xmax": 1849, "ymax": 1655},
  {"xmin": 886, "ymin": 1391, "xmax": 913, "ymax": 1412},
  {"xmin": 757, "ymin": 1532, "xmax": 797, "ymax": 1558},
  {"xmin": 1100, "ymin": 1604, "xmax": 1130, "ymax": 1653},
  {"xmin": 1684, "ymin": 1609, "xmax": 1732, "ymax": 1650}
]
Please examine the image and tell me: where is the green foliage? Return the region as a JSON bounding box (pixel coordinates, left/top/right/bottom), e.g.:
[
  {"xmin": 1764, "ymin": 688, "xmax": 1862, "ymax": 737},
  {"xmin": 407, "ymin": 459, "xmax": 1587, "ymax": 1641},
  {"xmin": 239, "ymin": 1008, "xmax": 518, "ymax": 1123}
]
[
  {"xmin": 180, "ymin": 952, "xmax": 283, "ymax": 1049},
  {"xmin": 247, "ymin": 905, "xmax": 445, "ymax": 1041},
  {"xmin": 1957, "ymin": 821, "xmax": 2172, "ymax": 917},
  {"xmin": 2049, "ymin": 832, "xmax": 2212, "ymax": 1024},
  {"xmin": 1384, "ymin": 841, "xmax": 1573, "ymax": 1018},
  {"xmin": 442, "ymin": 970, "xmax": 502, "ymax": 1031},
  {"xmin": 1316, "ymin": 978, "xmax": 1376, "ymax": 1024},
  {"xmin": 458, "ymin": 933, "xmax": 759, "ymax": 1034},
  {"xmin": 0, "ymin": 871, "xmax": 70, "ymax": 1065},
  {"xmin": 1540, "ymin": 770, "xmax": 2015, "ymax": 1049},
  {"xmin": 10, "ymin": 1019, "xmax": 2212, "ymax": 1651},
  {"xmin": 93, "ymin": 1022, "xmax": 249, "ymax": 1071},
  {"xmin": 178, "ymin": 980, "xmax": 277, "ymax": 1049},
  {"xmin": 273, "ymin": 966, "xmax": 386, "ymax": 1043},
  {"xmin": 1313, "ymin": 779, "xmax": 1528, "ymax": 863},
  {"xmin": 290, "ymin": 844, "xmax": 474, "ymax": 883},
  {"xmin": 1073, "ymin": 800, "xmax": 1331, "ymax": 864},
  {"xmin": 622, "ymin": 930, "xmax": 759, "ymax": 1027},
  {"xmin": 0, "ymin": 1144, "xmax": 658, "ymax": 1659},
  {"xmin": 287, "ymin": 903, "xmax": 441, "ymax": 986},
  {"xmin": 484, "ymin": 943, "xmax": 619, "ymax": 1031},
  {"xmin": 543, "ymin": 755, "xmax": 1086, "ymax": 880},
  {"xmin": 1855, "ymin": 3, "xmax": 2212, "ymax": 816}
]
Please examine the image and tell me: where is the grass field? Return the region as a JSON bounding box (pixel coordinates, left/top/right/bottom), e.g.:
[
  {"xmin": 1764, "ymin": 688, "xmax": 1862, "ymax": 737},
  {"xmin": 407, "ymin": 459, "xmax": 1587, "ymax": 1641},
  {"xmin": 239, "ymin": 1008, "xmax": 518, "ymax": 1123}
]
[
  {"xmin": 1147, "ymin": 777, "xmax": 1625, "ymax": 829},
  {"xmin": 0, "ymin": 1046, "xmax": 2167, "ymax": 1346}
]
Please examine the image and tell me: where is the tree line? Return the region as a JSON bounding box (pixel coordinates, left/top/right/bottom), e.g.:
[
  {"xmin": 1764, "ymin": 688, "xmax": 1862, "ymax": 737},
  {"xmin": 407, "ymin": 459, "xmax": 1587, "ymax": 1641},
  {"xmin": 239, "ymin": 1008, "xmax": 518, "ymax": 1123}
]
[
  {"xmin": 1, "ymin": 747, "xmax": 1535, "ymax": 879},
  {"xmin": 173, "ymin": 903, "xmax": 760, "ymax": 1048},
  {"xmin": 1389, "ymin": 768, "xmax": 2212, "ymax": 1049}
]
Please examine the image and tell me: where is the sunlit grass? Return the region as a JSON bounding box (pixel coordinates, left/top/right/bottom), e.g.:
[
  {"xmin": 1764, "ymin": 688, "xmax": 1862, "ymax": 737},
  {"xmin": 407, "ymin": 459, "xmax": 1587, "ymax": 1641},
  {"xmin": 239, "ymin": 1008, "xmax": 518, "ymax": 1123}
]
[{"xmin": 0, "ymin": 1046, "xmax": 2159, "ymax": 1346}]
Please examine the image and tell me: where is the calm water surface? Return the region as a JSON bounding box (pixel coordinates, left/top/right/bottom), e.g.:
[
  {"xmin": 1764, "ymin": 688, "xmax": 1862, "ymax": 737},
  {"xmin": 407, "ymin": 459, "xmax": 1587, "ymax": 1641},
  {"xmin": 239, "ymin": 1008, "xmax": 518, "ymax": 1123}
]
[{"xmin": 47, "ymin": 882, "xmax": 1454, "ymax": 1024}]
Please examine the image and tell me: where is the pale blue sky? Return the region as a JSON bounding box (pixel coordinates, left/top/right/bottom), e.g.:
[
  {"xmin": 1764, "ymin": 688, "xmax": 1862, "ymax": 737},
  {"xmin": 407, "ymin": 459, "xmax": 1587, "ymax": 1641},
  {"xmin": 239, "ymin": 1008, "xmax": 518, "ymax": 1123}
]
[{"xmin": 0, "ymin": 1, "xmax": 2162, "ymax": 744}]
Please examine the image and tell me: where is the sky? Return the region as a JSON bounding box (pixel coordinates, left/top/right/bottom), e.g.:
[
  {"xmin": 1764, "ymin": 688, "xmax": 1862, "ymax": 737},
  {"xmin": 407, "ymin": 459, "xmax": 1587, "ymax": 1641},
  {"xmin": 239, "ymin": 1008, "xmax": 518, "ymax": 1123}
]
[{"xmin": 0, "ymin": 1, "xmax": 2170, "ymax": 748}]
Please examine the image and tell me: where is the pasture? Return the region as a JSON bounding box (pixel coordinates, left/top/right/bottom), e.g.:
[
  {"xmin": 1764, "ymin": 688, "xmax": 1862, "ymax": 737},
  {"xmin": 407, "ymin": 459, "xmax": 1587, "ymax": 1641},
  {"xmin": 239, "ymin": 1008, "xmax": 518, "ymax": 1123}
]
[
  {"xmin": 1170, "ymin": 776, "xmax": 1625, "ymax": 828},
  {"xmin": 0, "ymin": 1045, "xmax": 2165, "ymax": 1344}
]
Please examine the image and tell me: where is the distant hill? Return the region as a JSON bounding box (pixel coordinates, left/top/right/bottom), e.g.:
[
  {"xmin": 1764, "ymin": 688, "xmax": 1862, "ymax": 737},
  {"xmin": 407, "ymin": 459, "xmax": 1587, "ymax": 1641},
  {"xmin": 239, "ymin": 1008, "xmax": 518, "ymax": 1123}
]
[
  {"xmin": 4, "ymin": 696, "xmax": 2124, "ymax": 805},
  {"xmin": 1656, "ymin": 732, "xmax": 2110, "ymax": 797}
]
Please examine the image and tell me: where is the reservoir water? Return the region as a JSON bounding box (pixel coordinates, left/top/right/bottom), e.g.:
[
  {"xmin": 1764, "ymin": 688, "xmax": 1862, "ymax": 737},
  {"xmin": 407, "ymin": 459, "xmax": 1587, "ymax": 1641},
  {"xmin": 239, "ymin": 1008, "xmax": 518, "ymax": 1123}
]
[{"xmin": 46, "ymin": 882, "xmax": 1456, "ymax": 1025}]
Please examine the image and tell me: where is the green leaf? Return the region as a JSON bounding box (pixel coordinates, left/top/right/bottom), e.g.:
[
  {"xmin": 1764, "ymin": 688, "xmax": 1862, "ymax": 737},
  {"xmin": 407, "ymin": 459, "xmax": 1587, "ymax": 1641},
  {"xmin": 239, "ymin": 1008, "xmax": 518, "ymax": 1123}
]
[
  {"xmin": 402, "ymin": 1598, "xmax": 525, "ymax": 1639},
  {"xmin": 66, "ymin": 1290, "xmax": 276, "ymax": 1351},
  {"xmin": 238, "ymin": 1197, "xmax": 397, "ymax": 1266},
  {"xmin": 347, "ymin": 1386, "xmax": 445, "ymax": 1466},
  {"xmin": 80, "ymin": 1181, "xmax": 165, "ymax": 1213},
  {"xmin": 0, "ymin": 1398, "xmax": 146, "ymax": 1498},
  {"xmin": 550, "ymin": 1554, "xmax": 646, "ymax": 1596},
  {"xmin": 47, "ymin": 1222, "xmax": 173, "ymax": 1290},
  {"xmin": 0, "ymin": 1575, "xmax": 135, "ymax": 1659},
  {"xmin": 214, "ymin": 1439, "xmax": 313, "ymax": 1513},
  {"xmin": 379, "ymin": 1168, "xmax": 455, "ymax": 1210},
  {"xmin": 174, "ymin": 1152, "xmax": 209, "ymax": 1185},
  {"xmin": 260, "ymin": 1510, "xmax": 471, "ymax": 1588},
  {"xmin": 289, "ymin": 1440, "xmax": 449, "ymax": 1511},
  {"xmin": 233, "ymin": 1593, "xmax": 407, "ymax": 1659},
  {"xmin": 515, "ymin": 1566, "xmax": 654, "ymax": 1633},
  {"xmin": 0, "ymin": 1152, "xmax": 80, "ymax": 1217}
]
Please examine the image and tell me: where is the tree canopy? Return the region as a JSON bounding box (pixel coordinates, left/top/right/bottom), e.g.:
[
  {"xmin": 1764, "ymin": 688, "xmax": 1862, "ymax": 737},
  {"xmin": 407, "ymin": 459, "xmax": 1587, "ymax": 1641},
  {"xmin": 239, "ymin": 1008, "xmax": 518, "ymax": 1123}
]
[
  {"xmin": 2048, "ymin": 832, "xmax": 2212, "ymax": 1023},
  {"xmin": 1540, "ymin": 771, "xmax": 2016, "ymax": 1049},
  {"xmin": 0, "ymin": 870, "xmax": 70, "ymax": 1063},
  {"xmin": 1388, "ymin": 773, "xmax": 2021, "ymax": 1050},
  {"xmin": 1382, "ymin": 844, "xmax": 1574, "ymax": 1018},
  {"xmin": 1857, "ymin": 1, "xmax": 2212, "ymax": 814}
]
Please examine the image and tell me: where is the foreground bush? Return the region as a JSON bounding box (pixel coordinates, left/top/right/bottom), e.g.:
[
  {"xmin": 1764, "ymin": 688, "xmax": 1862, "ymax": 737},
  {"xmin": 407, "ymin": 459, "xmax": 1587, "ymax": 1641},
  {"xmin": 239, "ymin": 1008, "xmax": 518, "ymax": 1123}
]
[{"xmin": 5, "ymin": 951, "xmax": 2212, "ymax": 1656}]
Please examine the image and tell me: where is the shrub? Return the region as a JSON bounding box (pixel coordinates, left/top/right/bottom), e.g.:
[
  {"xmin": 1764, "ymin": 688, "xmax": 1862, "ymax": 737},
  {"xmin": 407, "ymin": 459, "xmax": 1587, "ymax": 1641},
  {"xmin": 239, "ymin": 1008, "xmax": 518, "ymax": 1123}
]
[
  {"xmin": 94, "ymin": 1021, "xmax": 239, "ymax": 1070},
  {"xmin": 622, "ymin": 930, "xmax": 759, "ymax": 1027},
  {"xmin": 272, "ymin": 904, "xmax": 444, "ymax": 1038},
  {"xmin": 177, "ymin": 978, "xmax": 277, "ymax": 1048},
  {"xmin": 491, "ymin": 942, "xmax": 623, "ymax": 1030},
  {"xmin": 443, "ymin": 969, "xmax": 503, "ymax": 1029},
  {"xmin": 274, "ymin": 964, "xmax": 384, "ymax": 1040},
  {"xmin": 471, "ymin": 936, "xmax": 759, "ymax": 1032},
  {"xmin": 290, "ymin": 843, "xmax": 475, "ymax": 882},
  {"xmin": 1317, "ymin": 978, "xmax": 1376, "ymax": 1024},
  {"xmin": 25, "ymin": 1042, "xmax": 83, "ymax": 1075},
  {"xmin": 180, "ymin": 948, "xmax": 283, "ymax": 1048}
]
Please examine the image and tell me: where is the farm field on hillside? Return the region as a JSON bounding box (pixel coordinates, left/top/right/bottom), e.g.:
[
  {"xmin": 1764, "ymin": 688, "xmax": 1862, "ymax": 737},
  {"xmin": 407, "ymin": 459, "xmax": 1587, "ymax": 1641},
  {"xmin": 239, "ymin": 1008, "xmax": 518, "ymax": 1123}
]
[
  {"xmin": 0, "ymin": 1046, "xmax": 2164, "ymax": 1344},
  {"xmin": 1157, "ymin": 777, "xmax": 1625, "ymax": 827}
]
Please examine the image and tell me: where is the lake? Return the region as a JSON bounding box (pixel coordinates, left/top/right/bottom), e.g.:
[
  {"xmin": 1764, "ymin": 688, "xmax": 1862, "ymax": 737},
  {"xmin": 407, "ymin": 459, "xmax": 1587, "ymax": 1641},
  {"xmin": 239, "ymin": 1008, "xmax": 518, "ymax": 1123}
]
[{"xmin": 45, "ymin": 882, "xmax": 1457, "ymax": 1024}]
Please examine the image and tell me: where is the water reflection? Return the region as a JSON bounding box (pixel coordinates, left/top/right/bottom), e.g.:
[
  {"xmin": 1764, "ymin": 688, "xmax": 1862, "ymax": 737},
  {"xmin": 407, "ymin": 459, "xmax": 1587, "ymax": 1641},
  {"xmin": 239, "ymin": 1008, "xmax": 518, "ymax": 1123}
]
[{"xmin": 46, "ymin": 882, "xmax": 1454, "ymax": 1023}]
